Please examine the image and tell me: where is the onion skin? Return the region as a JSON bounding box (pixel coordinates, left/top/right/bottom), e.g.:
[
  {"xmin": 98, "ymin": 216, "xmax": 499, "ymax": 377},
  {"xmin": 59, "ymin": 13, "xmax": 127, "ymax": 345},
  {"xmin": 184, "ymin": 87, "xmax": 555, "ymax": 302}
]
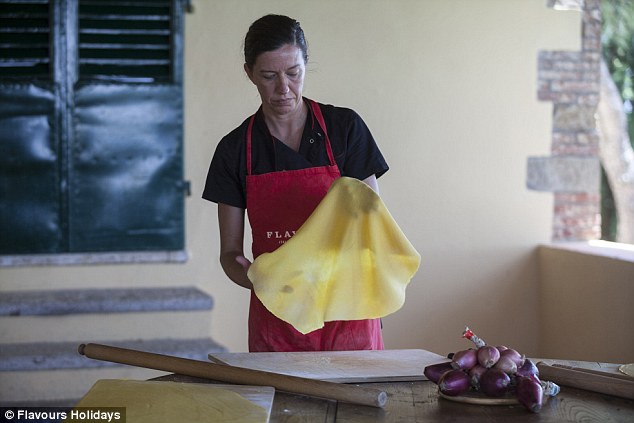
[
  {"xmin": 479, "ymin": 368, "xmax": 511, "ymax": 397},
  {"xmin": 469, "ymin": 364, "xmax": 487, "ymax": 389},
  {"xmin": 540, "ymin": 380, "xmax": 561, "ymax": 397},
  {"xmin": 516, "ymin": 358, "xmax": 539, "ymax": 379},
  {"xmin": 438, "ymin": 369, "xmax": 471, "ymax": 397},
  {"xmin": 424, "ymin": 361, "xmax": 453, "ymax": 384},
  {"xmin": 499, "ymin": 348, "xmax": 523, "ymax": 366},
  {"xmin": 451, "ymin": 349, "xmax": 478, "ymax": 370},
  {"xmin": 477, "ymin": 345, "xmax": 500, "ymax": 368},
  {"xmin": 493, "ymin": 355, "xmax": 518, "ymax": 375},
  {"xmin": 517, "ymin": 376, "xmax": 544, "ymax": 413}
]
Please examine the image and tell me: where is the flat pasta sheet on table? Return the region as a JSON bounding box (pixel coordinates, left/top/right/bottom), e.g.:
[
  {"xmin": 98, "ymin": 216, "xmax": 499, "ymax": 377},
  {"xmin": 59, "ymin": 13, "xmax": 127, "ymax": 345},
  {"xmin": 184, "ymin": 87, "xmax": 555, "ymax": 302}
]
[{"xmin": 72, "ymin": 380, "xmax": 273, "ymax": 423}]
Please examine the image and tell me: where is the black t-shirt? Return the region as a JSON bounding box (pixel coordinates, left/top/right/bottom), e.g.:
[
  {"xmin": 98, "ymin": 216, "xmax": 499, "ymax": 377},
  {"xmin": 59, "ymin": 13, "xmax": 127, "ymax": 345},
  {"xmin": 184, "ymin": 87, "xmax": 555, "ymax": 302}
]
[{"xmin": 202, "ymin": 98, "xmax": 388, "ymax": 209}]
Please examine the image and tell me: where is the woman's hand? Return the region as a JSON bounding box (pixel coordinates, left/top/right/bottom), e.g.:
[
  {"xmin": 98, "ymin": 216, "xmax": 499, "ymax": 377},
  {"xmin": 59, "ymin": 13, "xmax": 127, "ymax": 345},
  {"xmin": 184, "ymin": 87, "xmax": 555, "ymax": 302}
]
[{"xmin": 235, "ymin": 255, "xmax": 252, "ymax": 272}]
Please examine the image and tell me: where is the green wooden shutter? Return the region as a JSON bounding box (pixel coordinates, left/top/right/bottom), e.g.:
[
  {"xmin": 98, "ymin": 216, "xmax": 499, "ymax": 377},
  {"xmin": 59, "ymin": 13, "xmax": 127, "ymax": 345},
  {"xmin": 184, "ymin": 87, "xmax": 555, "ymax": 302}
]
[
  {"xmin": 0, "ymin": 0, "xmax": 187, "ymax": 255},
  {"xmin": 0, "ymin": 0, "xmax": 60, "ymax": 254},
  {"xmin": 0, "ymin": 0, "xmax": 51, "ymax": 79},
  {"xmin": 70, "ymin": 0, "xmax": 185, "ymax": 252},
  {"xmin": 78, "ymin": 0, "xmax": 172, "ymax": 83},
  {"xmin": 71, "ymin": 84, "xmax": 184, "ymax": 252}
]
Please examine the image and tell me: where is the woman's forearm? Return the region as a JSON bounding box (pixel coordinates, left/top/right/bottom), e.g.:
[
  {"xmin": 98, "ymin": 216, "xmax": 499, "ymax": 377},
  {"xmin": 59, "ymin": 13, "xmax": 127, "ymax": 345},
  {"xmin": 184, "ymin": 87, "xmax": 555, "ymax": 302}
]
[{"xmin": 217, "ymin": 203, "xmax": 253, "ymax": 290}]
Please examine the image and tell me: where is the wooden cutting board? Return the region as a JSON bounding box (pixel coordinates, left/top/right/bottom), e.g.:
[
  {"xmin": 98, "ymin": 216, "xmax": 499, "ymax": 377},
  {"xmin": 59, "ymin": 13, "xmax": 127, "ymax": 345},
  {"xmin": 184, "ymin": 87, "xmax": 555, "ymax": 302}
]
[
  {"xmin": 223, "ymin": 384, "xmax": 276, "ymax": 416},
  {"xmin": 209, "ymin": 349, "xmax": 446, "ymax": 383}
]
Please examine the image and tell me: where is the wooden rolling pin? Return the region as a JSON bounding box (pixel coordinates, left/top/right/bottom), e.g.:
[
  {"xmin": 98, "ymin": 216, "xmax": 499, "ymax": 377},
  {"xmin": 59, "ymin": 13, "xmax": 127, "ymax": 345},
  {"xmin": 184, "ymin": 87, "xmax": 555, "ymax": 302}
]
[
  {"xmin": 537, "ymin": 362, "xmax": 634, "ymax": 400},
  {"xmin": 78, "ymin": 343, "xmax": 387, "ymax": 408},
  {"xmin": 552, "ymin": 363, "xmax": 634, "ymax": 382}
]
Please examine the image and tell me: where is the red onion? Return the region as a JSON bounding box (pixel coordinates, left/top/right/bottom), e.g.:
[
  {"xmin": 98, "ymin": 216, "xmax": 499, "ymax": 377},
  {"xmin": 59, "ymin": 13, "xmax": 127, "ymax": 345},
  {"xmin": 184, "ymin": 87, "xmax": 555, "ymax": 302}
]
[
  {"xmin": 468, "ymin": 364, "xmax": 487, "ymax": 389},
  {"xmin": 438, "ymin": 369, "xmax": 471, "ymax": 397},
  {"xmin": 477, "ymin": 345, "xmax": 500, "ymax": 368},
  {"xmin": 516, "ymin": 358, "xmax": 539, "ymax": 379},
  {"xmin": 424, "ymin": 361, "xmax": 453, "ymax": 384},
  {"xmin": 451, "ymin": 349, "xmax": 478, "ymax": 370},
  {"xmin": 496, "ymin": 345, "xmax": 508, "ymax": 353},
  {"xmin": 493, "ymin": 355, "xmax": 518, "ymax": 375},
  {"xmin": 479, "ymin": 368, "xmax": 511, "ymax": 397},
  {"xmin": 499, "ymin": 348, "xmax": 523, "ymax": 366},
  {"xmin": 516, "ymin": 376, "xmax": 544, "ymax": 413}
]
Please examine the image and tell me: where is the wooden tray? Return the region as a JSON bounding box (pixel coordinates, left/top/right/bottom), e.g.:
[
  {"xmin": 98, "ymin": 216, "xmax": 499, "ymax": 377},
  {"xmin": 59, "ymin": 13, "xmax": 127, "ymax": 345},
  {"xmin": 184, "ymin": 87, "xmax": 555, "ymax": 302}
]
[
  {"xmin": 439, "ymin": 390, "xmax": 519, "ymax": 405},
  {"xmin": 439, "ymin": 389, "xmax": 553, "ymax": 406}
]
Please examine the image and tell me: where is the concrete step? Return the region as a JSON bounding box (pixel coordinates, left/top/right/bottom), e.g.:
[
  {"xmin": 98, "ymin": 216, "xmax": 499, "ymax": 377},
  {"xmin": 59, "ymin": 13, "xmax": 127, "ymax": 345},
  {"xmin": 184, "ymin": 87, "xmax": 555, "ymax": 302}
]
[
  {"xmin": 0, "ymin": 287, "xmax": 213, "ymax": 316},
  {"xmin": 0, "ymin": 287, "xmax": 225, "ymax": 405},
  {"xmin": 0, "ymin": 337, "xmax": 226, "ymax": 371},
  {"xmin": 0, "ymin": 365, "xmax": 171, "ymax": 406}
]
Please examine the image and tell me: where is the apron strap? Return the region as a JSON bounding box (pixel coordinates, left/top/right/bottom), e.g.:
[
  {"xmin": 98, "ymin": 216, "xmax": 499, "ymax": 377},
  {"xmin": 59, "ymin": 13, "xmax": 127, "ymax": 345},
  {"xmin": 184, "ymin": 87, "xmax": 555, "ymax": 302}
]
[
  {"xmin": 246, "ymin": 114, "xmax": 255, "ymax": 176},
  {"xmin": 246, "ymin": 100, "xmax": 336, "ymax": 176},
  {"xmin": 308, "ymin": 100, "xmax": 337, "ymax": 166}
]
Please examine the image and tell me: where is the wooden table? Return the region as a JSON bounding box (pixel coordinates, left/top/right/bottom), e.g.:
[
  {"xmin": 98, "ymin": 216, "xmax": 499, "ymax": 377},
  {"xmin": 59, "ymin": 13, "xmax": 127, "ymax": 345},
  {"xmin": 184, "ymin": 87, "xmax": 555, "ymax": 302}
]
[{"xmin": 156, "ymin": 358, "xmax": 634, "ymax": 422}]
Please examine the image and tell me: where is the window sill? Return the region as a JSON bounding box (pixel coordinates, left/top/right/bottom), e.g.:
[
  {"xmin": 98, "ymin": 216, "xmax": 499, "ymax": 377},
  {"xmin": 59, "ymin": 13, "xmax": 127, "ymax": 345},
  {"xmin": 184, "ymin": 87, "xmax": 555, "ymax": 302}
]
[
  {"xmin": 0, "ymin": 251, "xmax": 189, "ymax": 267},
  {"xmin": 542, "ymin": 240, "xmax": 634, "ymax": 263}
]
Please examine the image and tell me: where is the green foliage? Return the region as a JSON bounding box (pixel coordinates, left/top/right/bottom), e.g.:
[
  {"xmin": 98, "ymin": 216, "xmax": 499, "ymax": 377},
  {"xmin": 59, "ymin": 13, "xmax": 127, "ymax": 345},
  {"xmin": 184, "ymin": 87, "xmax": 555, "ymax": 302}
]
[
  {"xmin": 602, "ymin": 0, "xmax": 634, "ymax": 117},
  {"xmin": 600, "ymin": 0, "xmax": 634, "ymax": 240}
]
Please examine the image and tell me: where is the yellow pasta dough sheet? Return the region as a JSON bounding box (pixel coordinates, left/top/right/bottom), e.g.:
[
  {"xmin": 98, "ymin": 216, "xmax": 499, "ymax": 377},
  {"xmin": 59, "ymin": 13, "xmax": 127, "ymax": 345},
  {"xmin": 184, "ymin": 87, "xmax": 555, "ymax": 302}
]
[
  {"xmin": 72, "ymin": 380, "xmax": 273, "ymax": 423},
  {"xmin": 248, "ymin": 176, "xmax": 421, "ymax": 334}
]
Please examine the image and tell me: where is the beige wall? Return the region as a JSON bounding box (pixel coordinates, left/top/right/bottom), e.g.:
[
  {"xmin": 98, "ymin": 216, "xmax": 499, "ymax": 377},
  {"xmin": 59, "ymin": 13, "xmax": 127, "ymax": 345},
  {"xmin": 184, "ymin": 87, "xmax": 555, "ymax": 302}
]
[
  {"xmin": 1, "ymin": 0, "xmax": 585, "ymax": 383},
  {"xmin": 539, "ymin": 244, "xmax": 634, "ymax": 363},
  {"xmin": 187, "ymin": 0, "xmax": 581, "ymax": 356}
]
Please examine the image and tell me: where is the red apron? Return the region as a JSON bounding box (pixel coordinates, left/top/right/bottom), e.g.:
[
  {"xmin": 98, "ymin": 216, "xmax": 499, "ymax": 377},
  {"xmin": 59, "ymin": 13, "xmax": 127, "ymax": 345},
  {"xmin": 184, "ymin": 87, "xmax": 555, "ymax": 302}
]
[{"xmin": 245, "ymin": 100, "xmax": 384, "ymax": 352}]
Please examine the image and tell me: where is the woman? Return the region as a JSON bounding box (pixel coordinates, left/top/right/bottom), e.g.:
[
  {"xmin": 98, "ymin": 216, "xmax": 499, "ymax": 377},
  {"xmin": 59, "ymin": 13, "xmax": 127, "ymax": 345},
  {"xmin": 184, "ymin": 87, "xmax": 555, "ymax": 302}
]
[{"xmin": 203, "ymin": 14, "xmax": 389, "ymax": 352}]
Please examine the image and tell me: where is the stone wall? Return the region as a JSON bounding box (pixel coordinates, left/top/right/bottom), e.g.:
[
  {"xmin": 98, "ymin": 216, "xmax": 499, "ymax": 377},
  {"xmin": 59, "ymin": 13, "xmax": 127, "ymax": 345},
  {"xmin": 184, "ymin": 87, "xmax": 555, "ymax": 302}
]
[{"xmin": 528, "ymin": 0, "xmax": 602, "ymax": 241}]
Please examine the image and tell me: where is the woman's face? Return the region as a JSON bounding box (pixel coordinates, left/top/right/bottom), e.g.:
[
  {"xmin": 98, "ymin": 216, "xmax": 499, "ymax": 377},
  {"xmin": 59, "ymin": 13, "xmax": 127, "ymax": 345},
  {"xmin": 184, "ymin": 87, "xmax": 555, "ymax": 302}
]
[{"xmin": 245, "ymin": 44, "xmax": 306, "ymax": 118}]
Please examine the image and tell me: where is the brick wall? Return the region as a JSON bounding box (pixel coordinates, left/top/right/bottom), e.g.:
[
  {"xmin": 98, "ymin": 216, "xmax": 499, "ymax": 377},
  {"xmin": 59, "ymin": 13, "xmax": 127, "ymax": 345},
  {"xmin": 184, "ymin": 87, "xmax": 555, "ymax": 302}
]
[{"xmin": 529, "ymin": 0, "xmax": 602, "ymax": 241}]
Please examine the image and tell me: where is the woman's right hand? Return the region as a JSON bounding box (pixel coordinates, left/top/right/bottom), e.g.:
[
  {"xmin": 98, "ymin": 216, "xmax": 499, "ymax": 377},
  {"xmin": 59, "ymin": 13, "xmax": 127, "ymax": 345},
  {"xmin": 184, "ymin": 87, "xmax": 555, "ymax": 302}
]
[
  {"xmin": 219, "ymin": 251, "xmax": 254, "ymax": 290},
  {"xmin": 235, "ymin": 255, "xmax": 252, "ymax": 273}
]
